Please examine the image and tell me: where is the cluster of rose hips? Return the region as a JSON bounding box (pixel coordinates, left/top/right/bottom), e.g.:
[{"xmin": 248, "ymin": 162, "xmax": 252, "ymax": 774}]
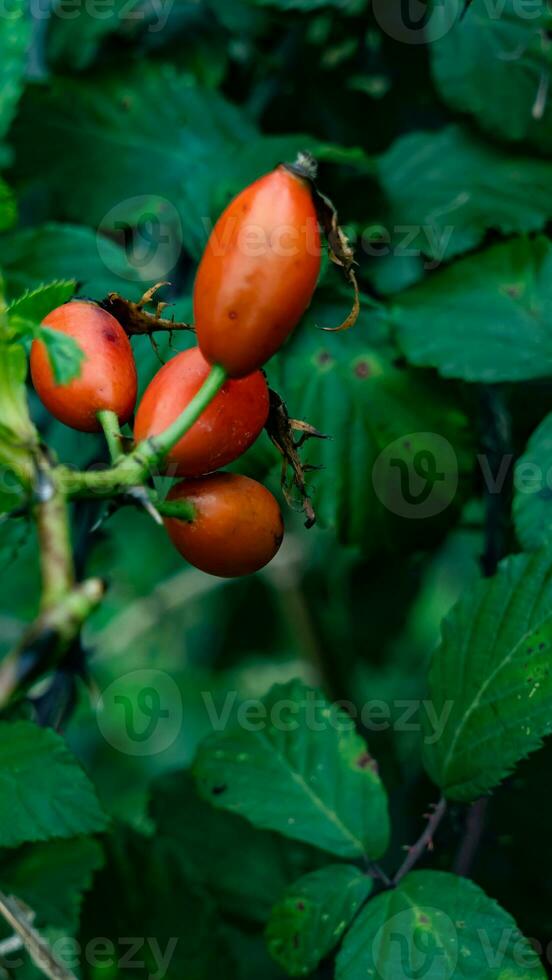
[{"xmin": 30, "ymin": 163, "xmax": 322, "ymax": 577}]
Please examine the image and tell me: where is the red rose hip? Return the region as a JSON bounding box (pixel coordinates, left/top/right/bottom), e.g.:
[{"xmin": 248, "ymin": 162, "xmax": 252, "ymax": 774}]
[
  {"xmin": 164, "ymin": 473, "xmax": 284, "ymax": 577},
  {"xmin": 30, "ymin": 301, "xmax": 137, "ymax": 432},
  {"xmin": 134, "ymin": 347, "xmax": 269, "ymax": 476}
]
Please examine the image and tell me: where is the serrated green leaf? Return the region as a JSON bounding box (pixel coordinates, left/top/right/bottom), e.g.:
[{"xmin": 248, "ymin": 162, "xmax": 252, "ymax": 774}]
[
  {"xmin": 150, "ymin": 770, "xmax": 327, "ymax": 924},
  {"xmin": 514, "ymin": 414, "xmax": 552, "ymax": 551},
  {"xmin": 430, "ymin": 0, "xmax": 552, "ymax": 151},
  {"xmin": 8, "ymin": 280, "xmax": 76, "ymax": 328},
  {"xmin": 0, "ymin": 721, "xmax": 107, "ymax": 846},
  {"xmin": 379, "ymin": 124, "xmax": 552, "ymax": 263},
  {"xmin": 0, "ymin": 0, "xmax": 31, "ymax": 142},
  {"xmin": 193, "ymin": 679, "xmax": 390, "ymax": 861},
  {"xmin": 0, "ymin": 837, "xmax": 104, "ymax": 931},
  {"xmin": 267, "ymin": 295, "xmax": 473, "ymax": 555},
  {"xmin": 266, "ymin": 865, "xmax": 372, "ymax": 977},
  {"xmin": 336, "ymin": 871, "xmax": 545, "ymax": 980},
  {"xmin": 394, "ymin": 236, "xmax": 552, "ymax": 382},
  {"xmin": 0, "ymin": 223, "xmax": 143, "ymax": 299},
  {"xmin": 424, "ymin": 549, "xmax": 552, "ymax": 802}
]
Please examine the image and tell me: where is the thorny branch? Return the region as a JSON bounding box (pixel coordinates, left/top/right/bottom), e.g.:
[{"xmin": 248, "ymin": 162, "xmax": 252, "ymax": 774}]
[{"xmin": 393, "ymin": 799, "xmax": 447, "ymax": 885}]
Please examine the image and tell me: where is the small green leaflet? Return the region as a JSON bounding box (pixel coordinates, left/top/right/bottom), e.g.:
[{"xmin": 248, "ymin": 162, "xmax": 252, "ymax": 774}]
[
  {"xmin": 0, "ymin": 721, "xmax": 107, "ymax": 847},
  {"xmin": 193, "ymin": 680, "xmax": 390, "ymax": 860},
  {"xmin": 378, "ymin": 124, "xmax": 552, "ymax": 263},
  {"xmin": 8, "ymin": 281, "xmax": 84, "ymax": 384},
  {"xmin": 266, "ymin": 865, "xmax": 372, "ymax": 977},
  {"xmin": 394, "ymin": 236, "xmax": 552, "ymax": 382},
  {"xmin": 336, "ymin": 871, "xmax": 545, "ymax": 980},
  {"xmin": 429, "ymin": 0, "xmax": 552, "ymax": 152},
  {"xmin": 8, "ymin": 280, "xmax": 77, "ymax": 329},
  {"xmin": 423, "ymin": 549, "xmax": 552, "ymax": 802},
  {"xmin": 514, "ymin": 414, "xmax": 552, "ymax": 552}
]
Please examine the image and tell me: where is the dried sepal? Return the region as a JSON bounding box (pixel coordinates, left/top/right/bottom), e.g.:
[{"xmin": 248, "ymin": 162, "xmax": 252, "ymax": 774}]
[
  {"xmin": 98, "ymin": 282, "xmax": 194, "ymax": 338},
  {"xmin": 265, "ymin": 388, "xmax": 327, "ymax": 529}
]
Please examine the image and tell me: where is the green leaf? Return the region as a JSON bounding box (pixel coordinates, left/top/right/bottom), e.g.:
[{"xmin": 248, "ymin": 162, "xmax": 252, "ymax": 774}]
[
  {"xmin": 39, "ymin": 326, "xmax": 84, "ymax": 385},
  {"xmin": 423, "ymin": 549, "xmax": 552, "ymax": 802},
  {"xmin": 0, "ymin": 0, "xmax": 31, "ymax": 142},
  {"xmin": 8, "ymin": 280, "xmax": 76, "ymax": 329},
  {"xmin": 0, "ymin": 721, "xmax": 107, "ymax": 846},
  {"xmin": 514, "ymin": 413, "xmax": 552, "ymax": 551},
  {"xmin": 336, "ymin": 870, "xmax": 545, "ymax": 980},
  {"xmin": 0, "ymin": 223, "xmax": 143, "ymax": 299},
  {"xmin": 430, "ymin": 0, "xmax": 552, "ymax": 151},
  {"xmin": 266, "ymin": 865, "xmax": 372, "ymax": 977},
  {"xmin": 379, "ymin": 124, "xmax": 552, "ymax": 263},
  {"xmin": 0, "ymin": 837, "xmax": 104, "ymax": 931},
  {"xmin": 7, "ymin": 281, "xmax": 83, "ymax": 384},
  {"xmin": 12, "ymin": 67, "xmax": 369, "ymax": 260},
  {"xmin": 394, "ymin": 236, "xmax": 552, "ymax": 382},
  {"xmin": 193, "ymin": 679, "xmax": 390, "ymax": 860},
  {"xmin": 268, "ymin": 294, "xmax": 474, "ymax": 554},
  {"xmin": 150, "ymin": 770, "xmax": 327, "ymax": 924}
]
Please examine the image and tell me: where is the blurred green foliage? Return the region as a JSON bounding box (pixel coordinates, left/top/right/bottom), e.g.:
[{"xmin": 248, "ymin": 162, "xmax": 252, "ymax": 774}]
[{"xmin": 1, "ymin": 0, "xmax": 552, "ymax": 977}]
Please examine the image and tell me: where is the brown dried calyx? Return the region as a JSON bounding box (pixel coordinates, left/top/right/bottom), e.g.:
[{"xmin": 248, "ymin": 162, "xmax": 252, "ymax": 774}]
[
  {"xmin": 283, "ymin": 152, "xmax": 360, "ymax": 333},
  {"xmin": 98, "ymin": 282, "xmax": 194, "ymax": 338},
  {"xmin": 265, "ymin": 388, "xmax": 328, "ymax": 529}
]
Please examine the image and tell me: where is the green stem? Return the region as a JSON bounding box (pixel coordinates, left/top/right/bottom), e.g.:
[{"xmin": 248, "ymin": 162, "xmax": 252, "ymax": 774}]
[
  {"xmin": 97, "ymin": 409, "xmax": 123, "ymax": 463},
  {"xmin": 57, "ymin": 364, "xmax": 228, "ymax": 498},
  {"xmin": 155, "ymin": 498, "xmax": 196, "ymax": 521},
  {"xmin": 35, "ymin": 464, "xmax": 75, "ymax": 610},
  {"xmin": 141, "ymin": 363, "xmax": 227, "ymax": 461}
]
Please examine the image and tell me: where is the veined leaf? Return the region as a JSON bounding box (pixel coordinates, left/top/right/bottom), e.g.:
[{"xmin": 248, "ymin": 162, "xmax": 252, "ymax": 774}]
[
  {"xmin": 379, "ymin": 124, "xmax": 552, "ymax": 262},
  {"xmin": 267, "ymin": 294, "xmax": 474, "ymax": 555},
  {"xmin": 430, "ymin": 0, "xmax": 552, "ymax": 152},
  {"xmin": 514, "ymin": 414, "xmax": 552, "ymax": 552},
  {"xmin": 266, "ymin": 865, "xmax": 372, "ymax": 977},
  {"xmin": 394, "ymin": 236, "xmax": 552, "ymax": 382},
  {"xmin": 0, "ymin": 721, "xmax": 107, "ymax": 847},
  {"xmin": 194, "ymin": 679, "xmax": 390, "ymax": 860},
  {"xmin": 423, "ymin": 549, "xmax": 552, "ymax": 802},
  {"xmin": 336, "ymin": 871, "xmax": 545, "ymax": 980}
]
